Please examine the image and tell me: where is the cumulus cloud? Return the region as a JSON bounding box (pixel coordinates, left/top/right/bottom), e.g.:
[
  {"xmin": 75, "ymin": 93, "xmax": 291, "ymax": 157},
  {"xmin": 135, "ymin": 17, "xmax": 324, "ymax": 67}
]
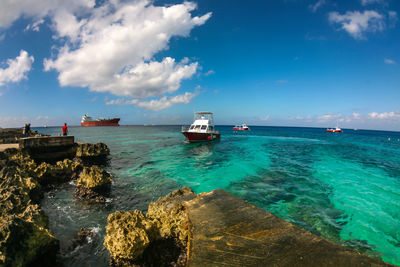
[
  {"xmin": 368, "ymin": 111, "xmax": 400, "ymax": 119},
  {"xmin": 43, "ymin": 1, "xmax": 210, "ymax": 100},
  {"xmin": 309, "ymin": 0, "xmax": 326, "ymax": 13},
  {"xmin": 0, "ymin": 0, "xmax": 95, "ymax": 29},
  {"xmin": 106, "ymin": 92, "xmax": 197, "ymax": 111},
  {"xmin": 0, "ymin": 50, "xmax": 34, "ymax": 87},
  {"xmin": 1, "ymin": 0, "xmax": 210, "ymax": 109},
  {"xmin": 328, "ymin": 10, "xmax": 385, "ymax": 39},
  {"xmin": 317, "ymin": 113, "xmax": 343, "ymax": 123},
  {"xmin": 384, "ymin": 58, "xmax": 396, "ymax": 64}
]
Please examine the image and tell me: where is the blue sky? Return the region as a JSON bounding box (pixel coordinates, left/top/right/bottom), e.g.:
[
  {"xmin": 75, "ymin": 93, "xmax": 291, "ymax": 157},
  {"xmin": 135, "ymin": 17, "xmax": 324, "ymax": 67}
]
[{"xmin": 0, "ymin": 0, "xmax": 399, "ymax": 130}]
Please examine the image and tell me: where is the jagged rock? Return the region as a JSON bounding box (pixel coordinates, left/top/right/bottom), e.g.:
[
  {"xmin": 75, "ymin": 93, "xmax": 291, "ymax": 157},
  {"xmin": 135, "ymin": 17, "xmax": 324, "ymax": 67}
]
[
  {"xmin": 104, "ymin": 210, "xmax": 158, "ymax": 264},
  {"xmin": 74, "ymin": 166, "xmax": 112, "ymax": 203},
  {"xmin": 103, "ymin": 187, "xmax": 195, "ymax": 266},
  {"xmin": 0, "ymin": 166, "xmax": 59, "ymax": 266},
  {"xmin": 75, "ymin": 142, "xmax": 110, "ymax": 158},
  {"xmin": 0, "ymin": 215, "xmax": 59, "ymax": 267},
  {"xmin": 34, "ymin": 159, "xmax": 83, "ymax": 187},
  {"xmin": 67, "ymin": 228, "xmax": 95, "ymax": 251},
  {"xmin": 0, "ymin": 141, "xmax": 111, "ymax": 266}
]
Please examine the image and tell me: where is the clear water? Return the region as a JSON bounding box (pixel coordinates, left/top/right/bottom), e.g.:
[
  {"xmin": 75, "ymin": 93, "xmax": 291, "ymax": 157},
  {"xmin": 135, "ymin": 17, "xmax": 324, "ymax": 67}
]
[{"xmin": 37, "ymin": 125, "xmax": 400, "ymax": 266}]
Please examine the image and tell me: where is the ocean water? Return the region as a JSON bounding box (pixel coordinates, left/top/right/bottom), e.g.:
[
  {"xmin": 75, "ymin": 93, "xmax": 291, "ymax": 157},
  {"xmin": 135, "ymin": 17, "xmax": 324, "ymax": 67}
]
[{"xmin": 37, "ymin": 125, "xmax": 400, "ymax": 266}]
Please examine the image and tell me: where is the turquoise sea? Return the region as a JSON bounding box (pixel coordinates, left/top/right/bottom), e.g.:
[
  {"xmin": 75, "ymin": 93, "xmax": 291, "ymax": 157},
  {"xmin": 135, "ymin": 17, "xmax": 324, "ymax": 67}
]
[{"xmin": 36, "ymin": 125, "xmax": 400, "ymax": 266}]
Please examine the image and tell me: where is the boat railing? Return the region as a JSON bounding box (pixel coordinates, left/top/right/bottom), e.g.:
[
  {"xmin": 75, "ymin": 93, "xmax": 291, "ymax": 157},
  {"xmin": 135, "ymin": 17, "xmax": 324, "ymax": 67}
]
[{"xmin": 181, "ymin": 125, "xmax": 189, "ymax": 132}]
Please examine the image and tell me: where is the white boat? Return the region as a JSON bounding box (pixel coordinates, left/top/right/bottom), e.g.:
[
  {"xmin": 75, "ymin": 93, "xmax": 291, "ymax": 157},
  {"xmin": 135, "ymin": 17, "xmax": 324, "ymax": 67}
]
[
  {"xmin": 181, "ymin": 112, "xmax": 221, "ymax": 142},
  {"xmin": 233, "ymin": 124, "xmax": 250, "ymax": 131}
]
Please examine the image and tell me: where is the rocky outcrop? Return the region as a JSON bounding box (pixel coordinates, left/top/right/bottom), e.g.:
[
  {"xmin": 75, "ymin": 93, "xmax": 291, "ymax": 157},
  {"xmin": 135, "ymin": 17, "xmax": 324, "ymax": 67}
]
[
  {"xmin": 104, "ymin": 188, "xmax": 393, "ymax": 267},
  {"xmin": 75, "ymin": 142, "xmax": 110, "ymax": 158},
  {"xmin": 0, "ymin": 142, "xmax": 111, "ymax": 266},
  {"xmin": 74, "ymin": 166, "xmax": 112, "ymax": 203},
  {"xmin": 0, "ymin": 156, "xmax": 59, "ymax": 266},
  {"xmin": 34, "ymin": 159, "xmax": 83, "ymax": 188},
  {"xmin": 104, "ymin": 187, "xmax": 195, "ymax": 266}
]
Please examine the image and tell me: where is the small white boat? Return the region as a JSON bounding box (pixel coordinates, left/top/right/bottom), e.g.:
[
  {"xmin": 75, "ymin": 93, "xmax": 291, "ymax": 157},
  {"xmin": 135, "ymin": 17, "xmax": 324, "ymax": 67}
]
[{"xmin": 233, "ymin": 124, "xmax": 250, "ymax": 131}]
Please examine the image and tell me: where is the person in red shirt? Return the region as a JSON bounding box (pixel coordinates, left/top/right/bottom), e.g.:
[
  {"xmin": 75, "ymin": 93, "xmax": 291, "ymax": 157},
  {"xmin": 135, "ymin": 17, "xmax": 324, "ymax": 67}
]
[{"xmin": 62, "ymin": 123, "xmax": 68, "ymax": 136}]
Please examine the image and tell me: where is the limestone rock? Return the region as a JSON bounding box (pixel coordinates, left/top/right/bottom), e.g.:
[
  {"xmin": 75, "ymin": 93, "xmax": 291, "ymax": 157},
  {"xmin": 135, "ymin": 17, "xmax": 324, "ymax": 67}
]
[
  {"xmin": 0, "ymin": 215, "xmax": 59, "ymax": 267},
  {"xmin": 103, "ymin": 187, "xmax": 195, "ymax": 266},
  {"xmin": 0, "ymin": 165, "xmax": 58, "ymax": 266},
  {"xmin": 75, "ymin": 142, "xmax": 110, "ymax": 158},
  {"xmin": 77, "ymin": 166, "xmax": 112, "ymax": 188},
  {"xmin": 74, "ymin": 166, "xmax": 112, "ymax": 203},
  {"xmin": 34, "ymin": 159, "xmax": 83, "ymax": 187},
  {"xmin": 147, "ymin": 187, "xmax": 196, "ymax": 245},
  {"xmin": 104, "ymin": 210, "xmax": 157, "ymax": 264}
]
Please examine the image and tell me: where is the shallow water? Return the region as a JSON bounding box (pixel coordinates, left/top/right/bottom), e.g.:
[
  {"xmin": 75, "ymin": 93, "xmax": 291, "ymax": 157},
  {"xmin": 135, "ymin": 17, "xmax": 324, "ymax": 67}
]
[{"xmin": 37, "ymin": 125, "xmax": 400, "ymax": 266}]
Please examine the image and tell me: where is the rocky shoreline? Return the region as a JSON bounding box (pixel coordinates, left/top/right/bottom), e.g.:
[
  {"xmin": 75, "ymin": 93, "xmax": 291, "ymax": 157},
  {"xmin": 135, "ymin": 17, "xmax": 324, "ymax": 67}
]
[
  {"xmin": 0, "ymin": 135, "xmax": 111, "ymax": 266},
  {"xmin": 0, "ymin": 129, "xmax": 395, "ymax": 266}
]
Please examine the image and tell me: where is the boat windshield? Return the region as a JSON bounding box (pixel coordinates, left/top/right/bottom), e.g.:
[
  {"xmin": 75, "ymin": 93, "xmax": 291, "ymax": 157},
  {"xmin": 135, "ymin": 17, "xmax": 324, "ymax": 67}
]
[{"xmin": 194, "ymin": 112, "xmax": 214, "ymax": 125}]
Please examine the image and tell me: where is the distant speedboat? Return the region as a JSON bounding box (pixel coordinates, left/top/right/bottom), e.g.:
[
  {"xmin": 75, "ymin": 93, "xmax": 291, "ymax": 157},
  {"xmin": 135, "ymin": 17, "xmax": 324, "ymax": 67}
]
[
  {"xmin": 181, "ymin": 112, "xmax": 220, "ymax": 142},
  {"xmin": 81, "ymin": 114, "xmax": 120, "ymax": 127},
  {"xmin": 326, "ymin": 127, "xmax": 342, "ymax": 133},
  {"xmin": 233, "ymin": 124, "xmax": 250, "ymax": 131}
]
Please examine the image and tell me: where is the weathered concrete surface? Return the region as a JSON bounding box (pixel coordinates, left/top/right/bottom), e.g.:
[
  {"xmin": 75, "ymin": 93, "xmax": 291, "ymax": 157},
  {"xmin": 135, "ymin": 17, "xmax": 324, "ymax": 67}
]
[
  {"xmin": 186, "ymin": 189, "xmax": 392, "ymax": 267},
  {"xmin": 19, "ymin": 136, "xmax": 74, "ymax": 149},
  {"xmin": 104, "ymin": 188, "xmax": 392, "ymax": 267},
  {"xmin": 0, "ymin": 144, "xmax": 19, "ymax": 152}
]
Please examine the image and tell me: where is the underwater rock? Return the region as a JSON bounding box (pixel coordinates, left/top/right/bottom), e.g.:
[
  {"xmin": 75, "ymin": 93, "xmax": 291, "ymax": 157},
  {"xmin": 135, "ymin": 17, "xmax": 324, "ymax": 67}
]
[
  {"xmin": 103, "ymin": 187, "xmax": 196, "ymax": 266},
  {"xmin": 74, "ymin": 166, "xmax": 112, "ymax": 203},
  {"xmin": 68, "ymin": 228, "xmax": 95, "ymax": 251}
]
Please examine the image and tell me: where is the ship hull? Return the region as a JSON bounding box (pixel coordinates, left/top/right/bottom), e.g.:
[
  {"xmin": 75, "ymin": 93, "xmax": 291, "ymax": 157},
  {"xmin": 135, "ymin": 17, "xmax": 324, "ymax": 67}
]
[
  {"xmin": 182, "ymin": 131, "xmax": 220, "ymax": 142},
  {"xmin": 81, "ymin": 118, "xmax": 120, "ymax": 127}
]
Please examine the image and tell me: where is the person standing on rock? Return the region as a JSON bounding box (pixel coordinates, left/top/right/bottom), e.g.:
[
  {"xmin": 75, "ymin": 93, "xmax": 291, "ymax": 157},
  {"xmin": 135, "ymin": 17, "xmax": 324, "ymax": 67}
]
[
  {"xmin": 62, "ymin": 123, "xmax": 68, "ymax": 136},
  {"xmin": 23, "ymin": 123, "xmax": 31, "ymax": 137}
]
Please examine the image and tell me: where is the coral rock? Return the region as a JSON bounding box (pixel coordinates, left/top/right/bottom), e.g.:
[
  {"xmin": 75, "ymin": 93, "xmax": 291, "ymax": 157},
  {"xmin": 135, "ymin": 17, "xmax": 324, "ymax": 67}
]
[
  {"xmin": 75, "ymin": 143, "xmax": 110, "ymax": 158},
  {"xmin": 74, "ymin": 166, "xmax": 112, "ymax": 203}
]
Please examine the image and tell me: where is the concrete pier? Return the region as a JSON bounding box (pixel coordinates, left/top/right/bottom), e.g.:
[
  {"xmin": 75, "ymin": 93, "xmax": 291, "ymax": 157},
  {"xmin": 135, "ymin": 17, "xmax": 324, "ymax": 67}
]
[
  {"xmin": 19, "ymin": 136, "xmax": 75, "ymax": 162},
  {"xmin": 19, "ymin": 136, "xmax": 74, "ymax": 148}
]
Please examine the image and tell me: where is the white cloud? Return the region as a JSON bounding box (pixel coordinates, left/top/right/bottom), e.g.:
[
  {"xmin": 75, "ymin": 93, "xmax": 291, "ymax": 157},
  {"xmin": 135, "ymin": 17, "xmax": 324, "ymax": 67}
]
[
  {"xmin": 0, "ymin": 0, "xmax": 95, "ymax": 29},
  {"xmin": 260, "ymin": 115, "xmax": 270, "ymax": 121},
  {"xmin": 43, "ymin": 0, "xmax": 211, "ymax": 101},
  {"xmin": 316, "ymin": 113, "xmax": 343, "ymax": 123},
  {"xmin": 309, "ymin": 0, "xmax": 326, "ymax": 13},
  {"xmin": 135, "ymin": 92, "xmax": 197, "ymax": 111},
  {"xmin": 384, "ymin": 58, "xmax": 396, "ymax": 64},
  {"xmin": 105, "ymin": 98, "xmax": 138, "ymax": 106},
  {"xmin": 25, "ymin": 19, "xmax": 45, "ymax": 32},
  {"xmin": 0, "ymin": 50, "xmax": 34, "ymax": 87},
  {"xmin": 204, "ymin": 70, "xmax": 215, "ymax": 76},
  {"xmin": 328, "ymin": 10, "xmax": 384, "ymax": 39},
  {"xmin": 107, "ymin": 92, "xmax": 197, "ymax": 111},
  {"xmin": 352, "ymin": 112, "xmax": 361, "ymax": 119},
  {"xmin": 361, "ymin": 0, "xmax": 385, "ymax": 6},
  {"xmin": 368, "ymin": 111, "xmax": 400, "ymax": 119}
]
